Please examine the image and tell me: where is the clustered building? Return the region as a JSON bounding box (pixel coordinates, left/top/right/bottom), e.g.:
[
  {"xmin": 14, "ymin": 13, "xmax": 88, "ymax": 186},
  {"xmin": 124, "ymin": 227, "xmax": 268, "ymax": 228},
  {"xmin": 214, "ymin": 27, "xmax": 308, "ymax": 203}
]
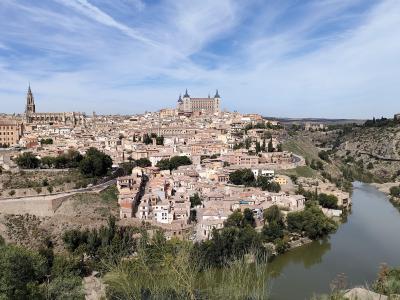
[
  {"xmin": 0, "ymin": 119, "xmax": 22, "ymax": 147},
  {"xmin": 24, "ymin": 86, "xmax": 86, "ymax": 127},
  {"xmin": 1, "ymin": 86, "xmax": 350, "ymax": 241}
]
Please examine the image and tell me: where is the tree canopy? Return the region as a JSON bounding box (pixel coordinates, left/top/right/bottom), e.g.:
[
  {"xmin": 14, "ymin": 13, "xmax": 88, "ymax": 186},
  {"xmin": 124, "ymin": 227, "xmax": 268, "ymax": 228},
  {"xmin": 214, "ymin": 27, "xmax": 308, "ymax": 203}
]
[
  {"xmin": 229, "ymin": 169, "xmax": 255, "ymax": 186},
  {"xmin": 287, "ymin": 204, "xmax": 337, "ymax": 239},
  {"xmin": 78, "ymin": 147, "xmax": 112, "ymax": 177},
  {"xmin": 156, "ymin": 156, "xmax": 192, "ymax": 171},
  {"xmin": 15, "ymin": 152, "xmax": 40, "ymax": 169},
  {"xmin": 318, "ymin": 193, "xmax": 339, "ymax": 209}
]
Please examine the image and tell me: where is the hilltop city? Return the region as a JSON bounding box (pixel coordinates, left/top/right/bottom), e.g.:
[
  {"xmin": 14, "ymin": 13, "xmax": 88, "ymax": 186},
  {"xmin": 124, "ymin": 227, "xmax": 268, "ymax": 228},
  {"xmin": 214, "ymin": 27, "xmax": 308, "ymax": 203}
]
[
  {"xmin": 1, "ymin": 86, "xmax": 400, "ymax": 299},
  {"xmin": 0, "ymin": 86, "xmax": 351, "ymax": 241}
]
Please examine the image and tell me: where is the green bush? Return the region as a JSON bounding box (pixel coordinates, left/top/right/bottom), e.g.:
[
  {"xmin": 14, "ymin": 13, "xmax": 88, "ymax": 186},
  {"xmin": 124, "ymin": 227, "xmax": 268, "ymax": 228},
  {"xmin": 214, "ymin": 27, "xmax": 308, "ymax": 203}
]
[
  {"xmin": 373, "ymin": 265, "xmax": 400, "ymax": 296},
  {"xmin": 318, "ymin": 150, "xmax": 331, "ymax": 162},
  {"xmin": 15, "ymin": 152, "xmax": 40, "ymax": 169},
  {"xmin": 318, "ymin": 193, "xmax": 339, "ymax": 209},
  {"xmin": 287, "ymin": 204, "xmax": 337, "ymax": 239},
  {"xmin": 79, "ymin": 148, "xmax": 112, "ymax": 177},
  {"xmin": 156, "ymin": 156, "xmax": 192, "ymax": 171},
  {"xmin": 229, "ymin": 169, "xmax": 255, "ymax": 186},
  {"xmin": 0, "ymin": 245, "xmax": 47, "ymax": 299},
  {"xmin": 390, "ymin": 186, "xmax": 400, "ymax": 198},
  {"xmin": 136, "ymin": 158, "xmax": 152, "ymax": 168},
  {"xmin": 262, "ymin": 221, "xmax": 284, "ymax": 243},
  {"xmin": 190, "ymin": 193, "xmax": 202, "ymax": 208}
]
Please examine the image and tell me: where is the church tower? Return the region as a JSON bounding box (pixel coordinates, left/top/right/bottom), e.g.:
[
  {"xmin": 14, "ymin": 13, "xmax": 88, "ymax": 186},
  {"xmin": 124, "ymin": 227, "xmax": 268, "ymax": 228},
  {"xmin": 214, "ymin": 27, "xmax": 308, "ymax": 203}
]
[{"xmin": 25, "ymin": 85, "xmax": 36, "ymax": 114}]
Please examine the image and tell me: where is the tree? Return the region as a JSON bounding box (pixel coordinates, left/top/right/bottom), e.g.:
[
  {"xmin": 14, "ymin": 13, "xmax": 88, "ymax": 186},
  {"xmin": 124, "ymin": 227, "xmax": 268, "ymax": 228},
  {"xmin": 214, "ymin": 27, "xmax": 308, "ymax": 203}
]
[
  {"xmin": 169, "ymin": 156, "xmax": 192, "ymax": 170},
  {"xmin": 263, "ymin": 205, "xmax": 283, "ymax": 225},
  {"xmin": 261, "ymin": 139, "xmax": 266, "ymax": 151},
  {"xmin": 120, "ymin": 162, "xmax": 136, "ymax": 175},
  {"xmin": 243, "ymin": 208, "xmax": 256, "ymax": 228},
  {"xmin": 40, "ymin": 138, "xmax": 53, "ymax": 145},
  {"xmin": 0, "ymin": 245, "xmax": 46, "ymax": 299},
  {"xmin": 193, "ymin": 225, "xmax": 264, "ymax": 268},
  {"xmin": 143, "ymin": 134, "xmax": 152, "ymax": 145},
  {"xmin": 318, "ymin": 193, "xmax": 338, "ymax": 209},
  {"xmin": 46, "ymin": 275, "xmax": 84, "ymax": 300},
  {"xmin": 255, "ymin": 142, "xmax": 261, "ymax": 153},
  {"xmin": 190, "ymin": 193, "xmax": 202, "ymax": 208},
  {"xmin": 189, "ymin": 210, "xmax": 197, "ymax": 223},
  {"xmin": 244, "ymin": 138, "xmax": 251, "ymax": 149},
  {"xmin": 262, "ymin": 221, "xmax": 284, "ymax": 243},
  {"xmin": 318, "ymin": 150, "xmax": 330, "ymax": 162},
  {"xmin": 275, "ymin": 238, "xmax": 290, "ymax": 254},
  {"xmin": 257, "ymin": 176, "xmax": 281, "ymax": 192},
  {"xmin": 287, "ymin": 205, "xmax": 337, "ymax": 239},
  {"xmin": 41, "ymin": 156, "xmax": 55, "ymax": 168},
  {"xmin": 156, "ymin": 156, "xmax": 192, "ymax": 171},
  {"xmin": 156, "ymin": 135, "xmax": 164, "ymax": 145},
  {"xmin": 310, "ymin": 159, "xmax": 324, "ymax": 170},
  {"xmin": 224, "ymin": 210, "xmax": 244, "ymax": 228},
  {"xmin": 229, "ymin": 169, "xmax": 255, "ymax": 186},
  {"xmin": 268, "ymin": 138, "xmax": 274, "ymax": 152},
  {"xmin": 156, "ymin": 159, "xmax": 170, "ymax": 170},
  {"xmin": 390, "ymin": 186, "xmax": 400, "ymax": 198},
  {"xmin": 289, "ymin": 175, "xmax": 298, "ymax": 184},
  {"xmin": 136, "ymin": 158, "xmax": 151, "ymax": 168},
  {"xmin": 15, "ymin": 152, "xmax": 40, "ymax": 169},
  {"xmin": 78, "ymin": 148, "xmax": 112, "ymax": 177},
  {"xmin": 277, "ymin": 144, "xmax": 283, "ymax": 152}
]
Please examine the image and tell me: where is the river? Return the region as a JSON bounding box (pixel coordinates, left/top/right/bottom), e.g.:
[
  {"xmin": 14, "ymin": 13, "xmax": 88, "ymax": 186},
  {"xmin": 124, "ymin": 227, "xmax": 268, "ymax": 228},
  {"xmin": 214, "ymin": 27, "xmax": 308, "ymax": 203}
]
[{"xmin": 268, "ymin": 182, "xmax": 400, "ymax": 299}]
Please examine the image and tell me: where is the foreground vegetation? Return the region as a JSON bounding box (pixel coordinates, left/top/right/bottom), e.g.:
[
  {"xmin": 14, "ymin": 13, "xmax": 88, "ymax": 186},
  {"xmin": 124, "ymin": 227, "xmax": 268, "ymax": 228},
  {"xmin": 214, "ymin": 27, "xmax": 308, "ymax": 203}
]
[{"xmin": 0, "ymin": 208, "xmax": 397, "ymax": 300}]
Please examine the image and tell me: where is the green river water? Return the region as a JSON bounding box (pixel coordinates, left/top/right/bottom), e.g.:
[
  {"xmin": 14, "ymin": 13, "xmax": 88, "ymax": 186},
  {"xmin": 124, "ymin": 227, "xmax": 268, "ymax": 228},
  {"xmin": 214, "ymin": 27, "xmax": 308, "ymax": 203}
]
[{"xmin": 267, "ymin": 182, "xmax": 400, "ymax": 299}]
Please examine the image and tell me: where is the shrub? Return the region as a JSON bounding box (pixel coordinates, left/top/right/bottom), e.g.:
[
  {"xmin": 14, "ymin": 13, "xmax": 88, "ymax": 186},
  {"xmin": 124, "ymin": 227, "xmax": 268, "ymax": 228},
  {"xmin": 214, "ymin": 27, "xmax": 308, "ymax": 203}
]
[
  {"xmin": 156, "ymin": 156, "xmax": 192, "ymax": 171},
  {"xmin": 136, "ymin": 158, "xmax": 152, "ymax": 168},
  {"xmin": 318, "ymin": 150, "xmax": 331, "ymax": 162},
  {"xmin": 229, "ymin": 169, "xmax": 255, "ymax": 186},
  {"xmin": 287, "ymin": 205, "xmax": 337, "ymax": 239},
  {"xmin": 275, "ymin": 238, "xmax": 290, "ymax": 254},
  {"xmin": 390, "ymin": 186, "xmax": 400, "ymax": 198},
  {"xmin": 0, "ymin": 245, "xmax": 47, "ymax": 299},
  {"xmin": 79, "ymin": 148, "xmax": 112, "ymax": 177},
  {"xmin": 318, "ymin": 193, "xmax": 339, "ymax": 209},
  {"xmin": 15, "ymin": 152, "xmax": 40, "ymax": 169}
]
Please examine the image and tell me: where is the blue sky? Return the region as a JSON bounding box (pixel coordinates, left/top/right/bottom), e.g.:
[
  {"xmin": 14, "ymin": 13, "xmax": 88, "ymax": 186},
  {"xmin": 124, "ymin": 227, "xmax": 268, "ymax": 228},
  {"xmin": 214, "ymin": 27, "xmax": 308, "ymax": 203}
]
[{"xmin": 0, "ymin": 0, "xmax": 399, "ymax": 118}]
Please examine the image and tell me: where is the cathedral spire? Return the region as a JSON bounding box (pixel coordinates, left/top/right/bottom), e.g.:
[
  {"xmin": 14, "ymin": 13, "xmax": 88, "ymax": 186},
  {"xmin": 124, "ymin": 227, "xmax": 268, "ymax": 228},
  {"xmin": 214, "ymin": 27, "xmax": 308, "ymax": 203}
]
[
  {"xmin": 184, "ymin": 89, "xmax": 190, "ymax": 98},
  {"xmin": 214, "ymin": 89, "xmax": 220, "ymax": 98},
  {"xmin": 26, "ymin": 84, "xmax": 36, "ymax": 114}
]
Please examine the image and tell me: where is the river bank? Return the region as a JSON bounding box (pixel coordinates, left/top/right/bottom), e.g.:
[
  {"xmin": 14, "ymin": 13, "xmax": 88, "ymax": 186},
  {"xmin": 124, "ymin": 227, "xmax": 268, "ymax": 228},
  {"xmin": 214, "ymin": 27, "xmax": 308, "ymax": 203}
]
[
  {"xmin": 371, "ymin": 181, "xmax": 399, "ymax": 195},
  {"xmin": 267, "ymin": 182, "xmax": 400, "ymax": 300}
]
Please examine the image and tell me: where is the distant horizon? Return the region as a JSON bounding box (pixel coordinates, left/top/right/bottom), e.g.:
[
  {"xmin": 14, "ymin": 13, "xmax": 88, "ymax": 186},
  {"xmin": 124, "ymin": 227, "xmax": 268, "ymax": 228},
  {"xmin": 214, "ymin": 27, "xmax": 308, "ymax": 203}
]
[
  {"xmin": 1, "ymin": 1, "xmax": 399, "ymax": 118},
  {"xmin": 1, "ymin": 85, "xmax": 395, "ymax": 120}
]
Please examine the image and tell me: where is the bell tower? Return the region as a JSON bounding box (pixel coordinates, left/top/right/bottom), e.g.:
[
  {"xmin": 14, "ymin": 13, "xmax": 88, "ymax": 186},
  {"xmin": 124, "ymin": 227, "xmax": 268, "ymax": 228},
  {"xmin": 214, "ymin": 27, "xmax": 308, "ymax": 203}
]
[{"xmin": 26, "ymin": 84, "xmax": 36, "ymax": 114}]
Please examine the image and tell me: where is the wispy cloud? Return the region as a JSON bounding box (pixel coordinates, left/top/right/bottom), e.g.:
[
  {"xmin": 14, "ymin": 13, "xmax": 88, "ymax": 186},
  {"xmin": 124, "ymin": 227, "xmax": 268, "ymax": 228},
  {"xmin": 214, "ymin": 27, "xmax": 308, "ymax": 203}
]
[
  {"xmin": 55, "ymin": 0, "xmax": 158, "ymax": 47},
  {"xmin": 0, "ymin": 0, "xmax": 399, "ymax": 118}
]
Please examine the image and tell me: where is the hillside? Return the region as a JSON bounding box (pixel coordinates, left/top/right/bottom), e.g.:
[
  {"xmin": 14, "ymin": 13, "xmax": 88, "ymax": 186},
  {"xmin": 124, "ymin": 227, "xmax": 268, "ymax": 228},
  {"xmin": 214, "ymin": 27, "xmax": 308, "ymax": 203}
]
[
  {"xmin": 333, "ymin": 123, "xmax": 400, "ymax": 182},
  {"xmin": 281, "ymin": 122, "xmax": 400, "ymax": 188},
  {"xmin": 0, "ymin": 186, "xmax": 120, "ymax": 251}
]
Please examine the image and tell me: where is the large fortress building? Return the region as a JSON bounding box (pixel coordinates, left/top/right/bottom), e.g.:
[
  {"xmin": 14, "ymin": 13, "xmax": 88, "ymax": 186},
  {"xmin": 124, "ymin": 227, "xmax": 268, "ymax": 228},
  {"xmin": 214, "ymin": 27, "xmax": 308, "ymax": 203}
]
[
  {"xmin": 177, "ymin": 89, "xmax": 221, "ymax": 114},
  {"xmin": 24, "ymin": 86, "xmax": 86, "ymax": 126}
]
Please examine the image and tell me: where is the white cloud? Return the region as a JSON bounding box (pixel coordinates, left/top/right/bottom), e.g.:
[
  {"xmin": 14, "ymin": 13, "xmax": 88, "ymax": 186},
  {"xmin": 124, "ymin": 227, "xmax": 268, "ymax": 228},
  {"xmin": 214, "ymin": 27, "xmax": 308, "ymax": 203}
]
[{"xmin": 0, "ymin": 0, "xmax": 399, "ymax": 118}]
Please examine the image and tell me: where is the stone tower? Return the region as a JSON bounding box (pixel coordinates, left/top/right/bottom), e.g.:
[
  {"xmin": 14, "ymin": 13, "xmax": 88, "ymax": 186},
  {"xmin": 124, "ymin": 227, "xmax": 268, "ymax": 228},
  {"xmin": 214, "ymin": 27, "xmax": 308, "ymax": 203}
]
[{"xmin": 25, "ymin": 85, "xmax": 36, "ymax": 114}]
